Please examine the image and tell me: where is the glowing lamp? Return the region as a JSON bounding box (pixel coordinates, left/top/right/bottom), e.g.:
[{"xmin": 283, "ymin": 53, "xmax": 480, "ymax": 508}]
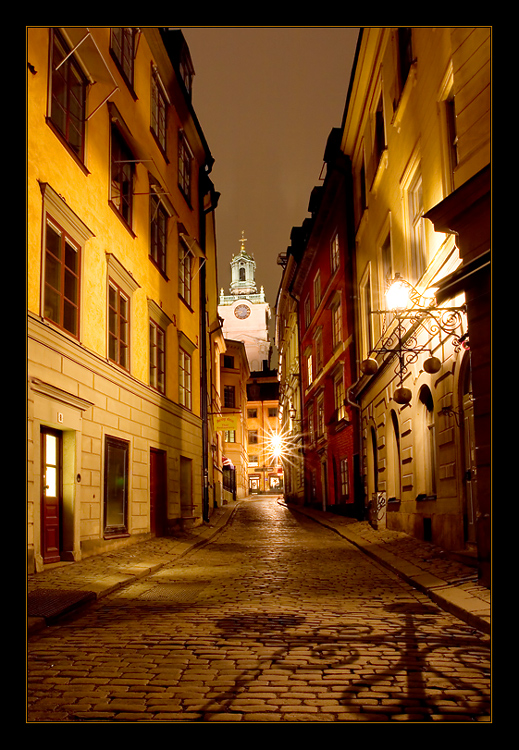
[{"xmin": 386, "ymin": 275, "xmax": 409, "ymax": 311}]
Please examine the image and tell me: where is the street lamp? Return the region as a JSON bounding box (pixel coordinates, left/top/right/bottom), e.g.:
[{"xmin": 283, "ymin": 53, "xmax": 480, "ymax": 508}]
[{"xmin": 360, "ymin": 274, "xmax": 467, "ymax": 404}]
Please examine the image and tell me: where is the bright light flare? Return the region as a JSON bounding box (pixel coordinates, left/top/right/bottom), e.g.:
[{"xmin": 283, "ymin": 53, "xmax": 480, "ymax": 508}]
[{"xmin": 264, "ymin": 425, "xmax": 300, "ymax": 468}]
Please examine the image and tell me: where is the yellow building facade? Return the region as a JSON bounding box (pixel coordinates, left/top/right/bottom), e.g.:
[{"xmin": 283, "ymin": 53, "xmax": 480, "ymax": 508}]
[
  {"xmin": 27, "ymin": 28, "xmax": 221, "ymax": 571},
  {"xmin": 220, "ymin": 340, "xmax": 250, "ymax": 500},
  {"xmin": 343, "ymin": 28, "xmax": 490, "ymax": 557}
]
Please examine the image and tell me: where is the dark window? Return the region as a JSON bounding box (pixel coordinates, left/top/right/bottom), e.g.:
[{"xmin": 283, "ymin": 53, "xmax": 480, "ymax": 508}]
[
  {"xmin": 224, "ymin": 385, "xmax": 235, "ymax": 409},
  {"xmin": 44, "ymin": 218, "xmax": 80, "ymax": 337},
  {"xmin": 150, "ymin": 319, "xmax": 166, "ymax": 393},
  {"xmin": 108, "ymin": 280, "xmax": 130, "ymax": 370},
  {"xmin": 110, "ymin": 126, "xmax": 134, "ymax": 226},
  {"xmin": 150, "ymin": 194, "xmax": 168, "ymax": 273},
  {"xmin": 110, "ymin": 28, "xmax": 136, "ymax": 88},
  {"xmin": 151, "ymin": 68, "xmax": 167, "ymax": 151},
  {"xmin": 49, "ymin": 29, "xmax": 87, "ymax": 158},
  {"xmin": 104, "ymin": 436, "xmax": 129, "ymax": 535}
]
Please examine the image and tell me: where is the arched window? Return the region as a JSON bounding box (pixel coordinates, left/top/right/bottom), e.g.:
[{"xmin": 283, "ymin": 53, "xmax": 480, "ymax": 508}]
[
  {"xmin": 239, "ymin": 266, "xmax": 246, "ymax": 281},
  {"xmin": 388, "ymin": 410, "xmax": 401, "ymax": 502},
  {"xmin": 418, "ymin": 385, "xmax": 437, "ymax": 498}
]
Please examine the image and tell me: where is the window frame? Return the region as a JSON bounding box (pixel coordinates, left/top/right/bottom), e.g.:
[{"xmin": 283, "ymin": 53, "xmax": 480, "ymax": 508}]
[
  {"xmin": 224, "ymin": 385, "xmax": 236, "ymax": 409},
  {"xmin": 150, "ymin": 192, "xmax": 168, "ymax": 275},
  {"xmin": 179, "ymin": 237, "xmax": 193, "ymax": 307},
  {"xmin": 151, "ymin": 65, "xmax": 168, "ymax": 152},
  {"xmin": 110, "ymin": 125, "xmax": 135, "ymax": 227},
  {"xmin": 110, "ymin": 27, "xmax": 136, "ymax": 90},
  {"xmin": 43, "ymin": 216, "xmax": 81, "ymax": 339},
  {"xmin": 103, "ymin": 435, "xmax": 130, "ymax": 537},
  {"xmin": 48, "ymin": 28, "xmax": 87, "ymax": 161},
  {"xmin": 149, "ymin": 318, "xmax": 166, "ymax": 394},
  {"xmin": 331, "ymin": 232, "xmax": 340, "ymax": 273},
  {"xmin": 108, "ymin": 279, "xmax": 130, "ymax": 371},
  {"xmin": 178, "ymin": 131, "xmax": 192, "ymax": 201},
  {"xmin": 179, "ymin": 347, "xmax": 192, "ymax": 410}
]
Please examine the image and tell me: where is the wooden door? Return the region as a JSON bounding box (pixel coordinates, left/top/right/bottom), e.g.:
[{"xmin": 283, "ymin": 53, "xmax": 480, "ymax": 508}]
[
  {"xmin": 150, "ymin": 448, "xmax": 167, "ymax": 535},
  {"xmin": 41, "ymin": 427, "xmax": 62, "ymax": 563}
]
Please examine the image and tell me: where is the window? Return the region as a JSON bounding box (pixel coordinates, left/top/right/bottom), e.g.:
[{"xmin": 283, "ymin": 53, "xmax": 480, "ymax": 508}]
[
  {"xmin": 224, "ymin": 430, "xmax": 236, "ymax": 443},
  {"xmin": 307, "ymin": 403, "xmax": 315, "ymax": 445},
  {"xmin": 360, "ymin": 268, "xmax": 375, "ymax": 358},
  {"xmin": 49, "ymin": 29, "xmax": 87, "ymax": 159},
  {"xmin": 179, "ymin": 347, "xmax": 192, "ymax": 409},
  {"xmin": 224, "ymin": 385, "xmax": 235, "ymax": 409},
  {"xmin": 306, "ymin": 351, "xmax": 313, "ymax": 387},
  {"xmin": 397, "ymin": 27, "xmax": 413, "ymax": 94},
  {"xmin": 150, "ymin": 193, "xmax": 168, "ymax": 274},
  {"xmin": 179, "ymin": 238, "xmax": 193, "ymax": 306},
  {"xmin": 268, "ymin": 407, "xmax": 278, "ymax": 418},
  {"xmin": 110, "ymin": 28, "xmax": 136, "ymax": 88},
  {"xmin": 315, "ymin": 329, "xmax": 323, "ymax": 374},
  {"xmin": 408, "ymin": 170, "xmax": 426, "ymax": 283},
  {"xmin": 179, "ymin": 47, "xmax": 194, "ymax": 97},
  {"xmin": 331, "ymin": 232, "xmax": 340, "ymax": 273},
  {"xmin": 340, "ymin": 458, "xmax": 350, "ymax": 500},
  {"xmin": 304, "ymin": 296, "xmax": 311, "ymax": 329},
  {"xmin": 313, "ymin": 272, "xmax": 321, "ymax": 309},
  {"xmin": 104, "ymin": 435, "xmax": 129, "ymax": 535},
  {"xmin": 334, "ymin": 374, "xmax": 346, "ymax": 422},
  {"xmin": 111, "ymin": 126, "xmax": 134, "ymax": 226},
  {"xmin": 151, "ymin": 66, "xmax": 167, "ymax": 151},
  {"xmin": 248, "ymin": 408, "xmax": 258, "ymax": 419},
  {"xmin": 317, "ymin": 395, "xmax": 325, "ymax": 438},
  {"xmin": 224, "ymin": 355, "xmax": 235, "ymax": 369},
  {"xmin": 248, "ymin": 430, "xmax": 259, "ymax": 445},
  {"xmin": 178, "ymin": 132, "xmax": 192, "ymax": 200},
  {"xmin": 418, "ymin": 386, "xmax": 437, "ymax": 498},
  {"xmin": 381, "ymin": 232, "xmax": 393, "ymax": 288},
  {"xmin": 373, "ymin": 93, "xmax": 386, "ymax": 169},
  {"xmin": 332, "ymin": 301, "xmax": 342, "ymax": 350},
  {"xmin": 43, "ymin": 218, "xmax": 80, "ymax": 338},
  {"xmin": 149, "ymin": 319, "xmax": 166, "ymax": 393},
  {"xmin": 249, "ymin": 455, "xmax": 259, "ymax": 467},
  {"xmin": 108, "ymin": 281, "xmax": 130, "ymax": 370}
]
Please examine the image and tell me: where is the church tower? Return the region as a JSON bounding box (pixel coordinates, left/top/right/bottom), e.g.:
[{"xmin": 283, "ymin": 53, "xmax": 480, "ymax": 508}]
[{"xmin": 218, "ymin": 232, "xmax": 271, "ymax": 372}]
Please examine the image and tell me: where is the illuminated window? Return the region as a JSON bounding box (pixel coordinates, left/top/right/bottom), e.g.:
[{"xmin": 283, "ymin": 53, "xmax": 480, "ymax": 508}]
[
  {"xmin": 332, "ymin": 301, "xmax": 342, "ymax": 349},
  {"xmin": 334, "ymin": 374, "xmax": 346, "ymax": 422},
  {"xmin": 408, "ymin": 170, "xmax": 426, "ymax": 283}
]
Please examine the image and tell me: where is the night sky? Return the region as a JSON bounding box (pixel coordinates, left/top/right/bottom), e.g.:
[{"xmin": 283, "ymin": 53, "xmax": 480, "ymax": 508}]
[{"xmin": 180, "ymin": 27, "xmax": 360, "ymax": 335}]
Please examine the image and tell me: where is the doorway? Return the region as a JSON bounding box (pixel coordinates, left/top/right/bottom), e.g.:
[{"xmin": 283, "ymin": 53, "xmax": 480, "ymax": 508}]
[
  {"xmin": 150, "ymin": 448, "xmax": 167, "ymax": 536},
  {"xmin": 41, "ymin": 427, "xmax": 62, "ymax": 563}
]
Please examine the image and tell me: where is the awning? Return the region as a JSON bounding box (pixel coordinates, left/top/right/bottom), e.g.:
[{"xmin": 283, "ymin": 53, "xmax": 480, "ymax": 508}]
[{"xmin": 222, "ymin": 456, "xmax": 235, "ymax": 469}]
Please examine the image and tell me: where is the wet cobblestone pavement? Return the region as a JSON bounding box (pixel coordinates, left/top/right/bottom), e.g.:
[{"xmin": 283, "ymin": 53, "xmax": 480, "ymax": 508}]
[{"xmin": 27, "ymin": 496, "xmax": 491, "ymax": 722}]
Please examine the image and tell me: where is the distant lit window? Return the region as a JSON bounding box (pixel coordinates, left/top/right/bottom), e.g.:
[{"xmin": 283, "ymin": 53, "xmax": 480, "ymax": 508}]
[
  {"xmin": 334, "ymin": 374, "xmax": 346, "ymax": 422},
  {"xmin": 49, "ymin": 29, "xmax": 87, "ymax": 159},
  {"xmin": 248, "ymin": 430, "xmax": 259, "ymax": 445},
  {"xmin": 224, "ymin": 430, "xmax": 236, "ymax": 443}
]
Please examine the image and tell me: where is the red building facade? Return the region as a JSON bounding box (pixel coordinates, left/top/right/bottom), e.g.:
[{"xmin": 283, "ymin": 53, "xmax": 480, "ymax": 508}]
[{"xmin": 291, "ymin": 130, "xmax": 361, "ymax": 516}]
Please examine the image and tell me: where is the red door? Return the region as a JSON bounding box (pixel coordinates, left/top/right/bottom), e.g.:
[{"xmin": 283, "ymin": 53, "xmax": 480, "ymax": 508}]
[
  {"xmin": 41, "ymin": 427, "xmax": 62, "ymax": 563},
  {"xmin": 150, "ymin": 449, "xmax": 167, "ymax": 536}
]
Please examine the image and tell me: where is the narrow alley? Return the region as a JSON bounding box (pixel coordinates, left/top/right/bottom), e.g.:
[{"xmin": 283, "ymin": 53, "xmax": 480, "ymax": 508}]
[{"xmin": 27, "ymin": 496, "xmax": 490, "ymax": 723}]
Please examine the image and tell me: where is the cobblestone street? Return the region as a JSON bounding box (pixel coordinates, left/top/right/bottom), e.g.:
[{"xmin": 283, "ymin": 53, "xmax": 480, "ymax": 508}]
[{"xmin": 27, "ymin": 496, "xmax": 491, "ymax": 722}]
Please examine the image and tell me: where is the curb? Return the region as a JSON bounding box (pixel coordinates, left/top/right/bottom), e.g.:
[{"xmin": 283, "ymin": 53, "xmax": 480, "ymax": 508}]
[{"xmin": 282, "ymin": 501, "xmax": 490, "ymax": 635}]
